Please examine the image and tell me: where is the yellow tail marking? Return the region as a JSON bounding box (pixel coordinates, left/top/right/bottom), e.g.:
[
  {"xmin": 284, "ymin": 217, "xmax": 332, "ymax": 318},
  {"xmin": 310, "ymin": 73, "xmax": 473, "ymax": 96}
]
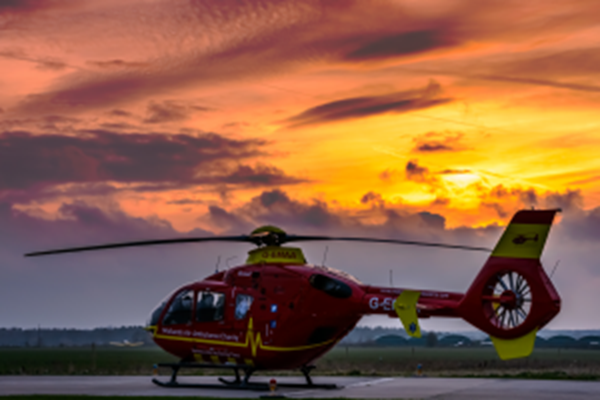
[
  {"xmin": 227, "ymin": 357, "xmax": 237, "ymax": 364},
  {"xmin": 491, "ymin": 328, "xmax": 538, "ymax": 360},
  {"xmin": 193, "ymin": 354, "xmax": 204, "ymax": 362},
  {"xmin": 492, "ymin": 223, "xmax": 551, "ymax": 259},
  {"xmin": 210, "ymin": 355, "xmax": 221, "ymax": 364},
  {"xmin": 244, "ymin": 358, "xmax": 255, "ymax": 366},
  {"xmin": 394, "ymin": 290, "xmax": 421, "ymax": 338}
]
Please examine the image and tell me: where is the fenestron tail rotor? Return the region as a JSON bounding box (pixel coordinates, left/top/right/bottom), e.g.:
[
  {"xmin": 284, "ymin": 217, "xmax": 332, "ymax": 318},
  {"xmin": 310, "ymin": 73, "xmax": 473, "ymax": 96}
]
[{"xmin": 483, "ymin": 271, "xmax": 532, "ymax": 330}]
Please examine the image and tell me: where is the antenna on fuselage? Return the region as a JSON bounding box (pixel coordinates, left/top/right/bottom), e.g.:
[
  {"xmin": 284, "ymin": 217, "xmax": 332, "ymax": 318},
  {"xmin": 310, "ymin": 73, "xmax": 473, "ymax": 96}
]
[
  {"xmin": 215, "ymin": 255, "xmax": 221, "ymax": 273},
  {"xmin": 390, "ymin": 269, "xmax": 393, "ymax": 287},
  {"xmin": 321, "ymin": 246, "xmax": 329, "ymax": 266},
  {"xmin": 550, "ymin": 259, "xmax": 560, "ymax": 279},
  {"xmin": 226, "ymin": 256, "xmax": 237, "ymax": 269}
]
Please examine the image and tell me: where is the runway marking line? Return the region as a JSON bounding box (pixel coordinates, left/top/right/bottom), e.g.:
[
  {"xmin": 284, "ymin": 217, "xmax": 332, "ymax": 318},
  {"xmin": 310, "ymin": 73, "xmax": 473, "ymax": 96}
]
[
  {"xmin": 344, "ymin": 377, "xmax": 396, "ymax": 388},
  {"xmin": 286, "ymin": 377, "xmax": 396, "ymax": 398}
]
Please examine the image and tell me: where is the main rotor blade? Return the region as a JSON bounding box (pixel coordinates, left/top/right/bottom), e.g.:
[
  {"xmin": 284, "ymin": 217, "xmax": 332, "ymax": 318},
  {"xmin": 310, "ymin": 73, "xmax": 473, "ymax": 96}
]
[
  {"xmin": 24, "ymin": 236, "xmax": 254, "ymax": 257},
  {"xmin": 282, "ymin": 235, "xmax": 492, "ymax": 252}
]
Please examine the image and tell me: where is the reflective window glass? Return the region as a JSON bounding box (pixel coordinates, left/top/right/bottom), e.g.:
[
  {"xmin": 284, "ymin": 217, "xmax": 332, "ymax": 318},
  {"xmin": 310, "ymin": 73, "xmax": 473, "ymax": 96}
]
[
  {"xmin": 235, "ymin": 294, "xmax": 253, "ymax": 320},
  {"xmin": 162, "ymin": 290, "xmax": 193, "ymax": 325},
  {"xmin": 196, "ymin": 291, "xmax": 225, "ymax": 322},
  {"xmin": 309, "ymin": 274, "xmax": 352, "ymax": 298},
  {"xmin": 148, "ymin": 300, "xmax": 167, "ymax": 326}
]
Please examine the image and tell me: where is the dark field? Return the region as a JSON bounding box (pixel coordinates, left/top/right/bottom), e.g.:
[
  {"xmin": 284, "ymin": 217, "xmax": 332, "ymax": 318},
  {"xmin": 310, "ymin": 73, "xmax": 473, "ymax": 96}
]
[
  {"xmin": 0, "ymin": 397, "xmax": 235, "ymax": 400},
  {"xmin": 319, "ymin": 346, "xmax": 600, "ymax": 380},
  {"xmin": 1, "ymin": 346, "xmax": 599, "ymax": 380},
  {"xmin": 0, "ymin": 397, "xmax": 312, "ymax": 400},
  {"xmin": 0, "ymin": 347, "xmax": 177, "ymax": 375}
]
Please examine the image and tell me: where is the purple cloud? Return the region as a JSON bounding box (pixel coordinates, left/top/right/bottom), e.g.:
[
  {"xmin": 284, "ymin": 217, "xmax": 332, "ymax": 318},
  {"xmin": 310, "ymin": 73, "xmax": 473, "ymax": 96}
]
[
  {"xmin": 344, "ymin": 29, "xmax": 457, "ymax": 61},
  {"xmin": 282, "ymin": 81, "xmax": 451, "ymax": 128},
  {"xmin": 0, "ymin": 130, "xmax": 304, "ymax": 196}
]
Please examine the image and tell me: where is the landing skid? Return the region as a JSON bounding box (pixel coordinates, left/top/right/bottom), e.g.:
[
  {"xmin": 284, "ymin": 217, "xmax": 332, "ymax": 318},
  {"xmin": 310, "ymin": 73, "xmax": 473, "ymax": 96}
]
[{"xmin": 151, "ymin": 362, "xmax": 337, "ymax": 391}]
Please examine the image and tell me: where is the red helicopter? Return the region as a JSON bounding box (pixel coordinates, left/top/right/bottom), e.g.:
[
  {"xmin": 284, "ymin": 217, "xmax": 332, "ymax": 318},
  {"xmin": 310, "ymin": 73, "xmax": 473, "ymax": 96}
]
[{"xmin": 26, "ymin": 209, "xmax": 561, "ymax": 390}]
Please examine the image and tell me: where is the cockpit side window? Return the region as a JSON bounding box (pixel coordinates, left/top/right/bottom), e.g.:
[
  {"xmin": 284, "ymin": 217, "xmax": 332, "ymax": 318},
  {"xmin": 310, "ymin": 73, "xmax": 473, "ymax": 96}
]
[
  {"xmin": 309, "ymin": 274, "xmax": 352, "ymax": 299},
  {"xmin": 235, "ymin": 294, "xmax": 253, "ymax": 320},
  {"xmin": 196, "ymin": 291, "xmax": 225, "ymax": 322},
  {"xmin": 162, "ymin": 290, "xmax": 194, "ymax": 325}
]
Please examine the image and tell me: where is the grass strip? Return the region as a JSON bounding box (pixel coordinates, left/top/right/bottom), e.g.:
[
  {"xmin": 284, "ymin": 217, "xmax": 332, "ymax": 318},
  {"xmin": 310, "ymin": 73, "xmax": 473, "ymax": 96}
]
[{"xmin": 0, "ymin": 397, "xmax": 353, "ymax": 400}]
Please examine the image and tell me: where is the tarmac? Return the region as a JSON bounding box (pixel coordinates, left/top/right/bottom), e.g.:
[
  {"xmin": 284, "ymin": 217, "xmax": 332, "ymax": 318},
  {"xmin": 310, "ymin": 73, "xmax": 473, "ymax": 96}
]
[{"xmin": 2, "ymin": 375, "xmax": 600, "ymax": 399}]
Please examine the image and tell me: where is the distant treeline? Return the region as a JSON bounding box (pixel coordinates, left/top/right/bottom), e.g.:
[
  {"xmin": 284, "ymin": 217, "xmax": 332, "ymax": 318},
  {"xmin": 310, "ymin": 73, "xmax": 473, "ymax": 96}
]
[
  {"xmin": 339, "ymin": 326, "xmax": 600, "ymax": 349},
  {"xmin": 0, "ymin": 326, "xmax": 153, "ymax": 348},
  {"xmin": 359, "ymin": 333, "xmax": 600, "ymax": 349},
  {"xmin": 1, "ymin": 325, "xmax": 599, "ymax": 349}
]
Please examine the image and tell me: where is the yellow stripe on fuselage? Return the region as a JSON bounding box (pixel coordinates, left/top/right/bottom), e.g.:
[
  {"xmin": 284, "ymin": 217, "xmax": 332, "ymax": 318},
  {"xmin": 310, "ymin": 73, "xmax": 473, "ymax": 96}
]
[{"xmin": 152, "ymin": 318, "xmax": 335, "ymax": 357}]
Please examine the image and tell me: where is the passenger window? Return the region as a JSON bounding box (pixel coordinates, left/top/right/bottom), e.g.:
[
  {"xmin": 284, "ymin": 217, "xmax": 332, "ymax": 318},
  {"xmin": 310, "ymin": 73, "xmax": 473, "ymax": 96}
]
[
  {"xmin": 162, "ymin": 290, "xmax": 194, "ymax": 325},
  {"xmin": 235, "ymin": 294, "xmax": 253, "ymax": 320},
  {"xmin": 196, "ymin": 291, "xmax": 225, "ymax": 322}
]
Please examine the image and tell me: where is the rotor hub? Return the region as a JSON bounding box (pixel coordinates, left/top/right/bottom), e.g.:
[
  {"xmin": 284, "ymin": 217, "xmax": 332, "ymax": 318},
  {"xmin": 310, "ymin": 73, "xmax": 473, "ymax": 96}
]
[
  {"xmin": 499, "ymin": 290, "xmax": 518, "ymax": 310},
  {"xmin": 249, "ymin": 226, "xmax": 287, "ymax": 247},
  {"xmin": 483, "ymin": 270, "xmax": 533, "ymax": 331}
]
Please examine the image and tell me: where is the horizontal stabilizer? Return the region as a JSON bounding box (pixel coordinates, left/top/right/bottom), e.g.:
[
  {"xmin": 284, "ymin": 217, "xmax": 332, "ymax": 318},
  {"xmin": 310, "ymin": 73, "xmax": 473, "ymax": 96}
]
[
  {"xmin": 490, "ymin": 328, "xmax": 537, "ymax": 360},
  {"xmin": 394, "ymin": 290, "xmax": 421, "ymax": 338}
]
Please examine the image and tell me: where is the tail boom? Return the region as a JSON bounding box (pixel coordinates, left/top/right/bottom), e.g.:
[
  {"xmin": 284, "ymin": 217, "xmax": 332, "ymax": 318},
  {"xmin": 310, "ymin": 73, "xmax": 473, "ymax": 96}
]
[
  {"xmin": 361, "ymin": 286, "xmax": 464, "ymax": 338},
  {"xmin": 361, "ymin": 209, "xmax": 561, "ymax": 360},
  {"xmin": 362, "ymin": 286, "xmax": 463, "ymax": 318}
]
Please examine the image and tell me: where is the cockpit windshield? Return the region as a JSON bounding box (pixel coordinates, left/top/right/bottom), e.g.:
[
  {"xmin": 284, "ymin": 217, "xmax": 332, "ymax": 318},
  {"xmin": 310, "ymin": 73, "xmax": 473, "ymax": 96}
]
[
  {"xmin": 147, "ymin": 292, "xmax": 172, "ymax": 327},
  {"xmin": 148, "ymin": 301, "xmax": 167, "ymax": 327}
]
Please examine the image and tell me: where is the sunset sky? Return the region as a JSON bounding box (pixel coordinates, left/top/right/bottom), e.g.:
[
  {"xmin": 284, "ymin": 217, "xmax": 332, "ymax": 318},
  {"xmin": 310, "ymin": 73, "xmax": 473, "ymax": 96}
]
[{"xmin": 2, "ymin": 0, "xmax": 600, "ymax": 331}]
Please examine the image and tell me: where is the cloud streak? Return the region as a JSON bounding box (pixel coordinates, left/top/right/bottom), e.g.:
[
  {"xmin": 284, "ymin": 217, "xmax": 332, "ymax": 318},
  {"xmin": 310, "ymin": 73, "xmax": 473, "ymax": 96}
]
[
  {"xmin": 343, "ymin": 29, "xmax": 458, "ymax": 61},
  {"xmin": 5, "ymin": 1, "xmax": 463, "ymax": 116},
  {"xmin": 412, "ymin": 131, "xmax": 466, "ymax": 153},
  {"xmin": 143, "ymin": 101, "xmax": 209, "ymax": 124},
  {"xmin": 282, "ymin": 81, "xmax": 451, "ymax": 128}
]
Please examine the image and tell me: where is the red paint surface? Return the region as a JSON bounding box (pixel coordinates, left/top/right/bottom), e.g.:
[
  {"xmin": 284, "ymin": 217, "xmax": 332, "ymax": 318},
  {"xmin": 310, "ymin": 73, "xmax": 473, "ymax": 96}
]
[{"xmin": 150, "ymin": 255, "xmax": 560, "ymax": 370}]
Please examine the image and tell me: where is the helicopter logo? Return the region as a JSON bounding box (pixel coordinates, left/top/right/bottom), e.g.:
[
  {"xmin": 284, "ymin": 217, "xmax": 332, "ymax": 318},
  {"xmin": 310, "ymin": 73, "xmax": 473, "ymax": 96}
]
[{"xmin": 512, "ymin": 233, "xmax": 539, "ymax": 245}]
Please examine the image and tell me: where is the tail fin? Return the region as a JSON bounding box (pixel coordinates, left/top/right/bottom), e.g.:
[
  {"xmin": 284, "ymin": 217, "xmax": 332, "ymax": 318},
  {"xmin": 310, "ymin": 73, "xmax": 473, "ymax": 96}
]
[{"xmin": 458, "ymin": 209, "xmax": 561, "ymax": 360}]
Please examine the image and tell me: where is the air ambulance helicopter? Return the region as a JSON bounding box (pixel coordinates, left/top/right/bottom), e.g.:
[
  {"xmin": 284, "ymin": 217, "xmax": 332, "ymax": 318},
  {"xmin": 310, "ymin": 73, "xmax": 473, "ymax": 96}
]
[{"xmin": 25, "ymin": 209, "xmax": 561, "ymax": 390}]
